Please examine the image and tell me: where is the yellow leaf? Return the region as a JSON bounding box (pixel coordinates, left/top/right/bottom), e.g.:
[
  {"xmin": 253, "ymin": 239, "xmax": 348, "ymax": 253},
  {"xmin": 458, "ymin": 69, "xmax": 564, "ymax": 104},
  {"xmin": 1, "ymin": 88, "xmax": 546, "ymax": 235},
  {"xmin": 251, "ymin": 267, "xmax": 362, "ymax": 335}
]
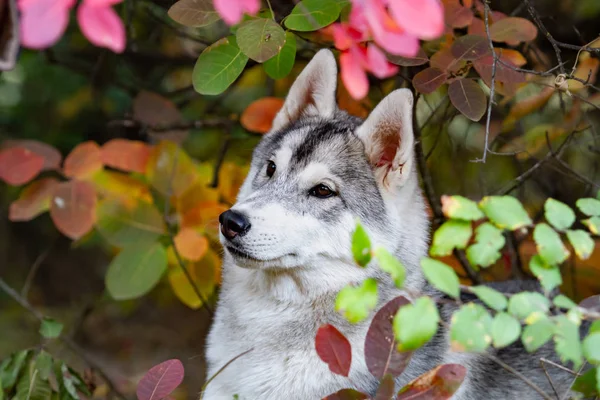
[
  {"xmin": 177, "ymin": 182, "xmax": 220, "ymax": 215},
  {"xmin": 146, "ymin": 141, "xmax": 200, "ymax": 197},
  {"xmin": 568, "ymin": 52, "xmax": 600, "ymax": 92},
  {"xmin": 90, "ymin": 170, "xmax": 153, "ymax": 203},
  {"xmin": 168, "ymin": 249, "xmax": 219, "ymax": 309},
  {"xmin": 218, "ymin": 162, "xmax": 248, "ymax": 205}
]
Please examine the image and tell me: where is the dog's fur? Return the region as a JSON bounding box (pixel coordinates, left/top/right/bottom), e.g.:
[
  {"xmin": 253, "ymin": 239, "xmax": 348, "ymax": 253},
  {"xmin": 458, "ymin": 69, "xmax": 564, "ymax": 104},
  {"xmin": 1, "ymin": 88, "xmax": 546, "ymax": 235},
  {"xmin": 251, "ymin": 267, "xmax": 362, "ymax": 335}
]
[{"xmin": 204, "ymin": 50, "xmax": 583, "ymax": 400}]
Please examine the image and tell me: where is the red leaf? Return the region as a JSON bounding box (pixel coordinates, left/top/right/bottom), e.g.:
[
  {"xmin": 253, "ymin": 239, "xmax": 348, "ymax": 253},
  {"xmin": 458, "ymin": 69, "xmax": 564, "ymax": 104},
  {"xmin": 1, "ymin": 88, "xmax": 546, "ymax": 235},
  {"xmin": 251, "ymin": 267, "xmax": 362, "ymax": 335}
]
[
  {"xmin": 323, "ymin": 389, "xmax": 369, "ymax": 400},
  {"xmin": 0, "ymin": 147, "xmax": 44, "ymax": 185},
  {"xmin": 101, "ymin": 139, "xmax": 151, "ymax": 174},
  {"xmin": 473, "ymin": 56, "xmax": 526, "ymax": 85},
  {"xmin": 315, "ymin": 324, "xmax": 352, "ymax": 377},
  {"xmin": 50, "ymin": 180, "xmax": 97, "ymax": 240},
  {"xmin": 63, "ymin": 141, "xmax": 103, "ymax": 179},
  {"xmin": 490, "ymin": 17, "xmax": 537, "ymax": 46},
  {"xmin": 430, "ymin": 49, "xmax": 465, "ymax": 74},
  {"xmin": 450, "ymin": 35, "xmax": 491, "ymax": 62},
  {"xmin": 387, "ymin": 48, "xmax": 429, "ymax": 67},
  {"xmin": 396, "ymin": 364, "xmax": 467, "ymax": 400},
  {"xmin": 241, "ymin": 97, "xmax": 285, "ymax": 134},
  {"xmin": 374, "ymin": 374, "xmax": 395, "ymax": 400},
  {"xmin": 412, "ymin": 68, "xmax": 448, "ymax": 94},
  {"xmin": 9, "ymin": 177, "xmax": 60, "ymax": 221},
  {"xmin": 365, "ymin": 296, "xmax": 412, "ymax": 379},
  {"xmin": 444, "ymin": 4, "xmax": 473, "ymax": 28},
  {"xmin": 136, "ymin": 359, "xmax": 184, "ymax": 400},
  {"xmin": 133, "ymin": 91, "xmax": 188, "ymax": 143},
  {"xmin": 2, "ymin": 140, "xmax": 62, "ymax": 171},
  {"xmin": 448, "ymin": 78, "xmax": 487, "ymax": 122}
]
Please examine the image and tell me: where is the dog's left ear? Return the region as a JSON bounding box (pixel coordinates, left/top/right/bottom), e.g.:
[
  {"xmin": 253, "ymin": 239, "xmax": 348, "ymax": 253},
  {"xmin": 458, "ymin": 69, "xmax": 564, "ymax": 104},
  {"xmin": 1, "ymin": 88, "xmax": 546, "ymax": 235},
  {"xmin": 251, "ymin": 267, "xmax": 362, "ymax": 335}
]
[{"xmin": 356, "ymin": 89, "xmax": 415, "ymax": 188}]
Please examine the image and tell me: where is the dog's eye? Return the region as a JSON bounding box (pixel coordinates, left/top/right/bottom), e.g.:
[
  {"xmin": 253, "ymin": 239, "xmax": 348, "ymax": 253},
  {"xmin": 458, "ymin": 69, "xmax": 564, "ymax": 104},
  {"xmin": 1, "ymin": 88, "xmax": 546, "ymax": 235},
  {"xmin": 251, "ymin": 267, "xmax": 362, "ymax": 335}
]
[
  {"xmin": 310, "ymin": 184, "xmax": 336, "ymax": 199},
  {"xmin": 266, "ymin": 161, "xmax": 276, "ymax": 178}
]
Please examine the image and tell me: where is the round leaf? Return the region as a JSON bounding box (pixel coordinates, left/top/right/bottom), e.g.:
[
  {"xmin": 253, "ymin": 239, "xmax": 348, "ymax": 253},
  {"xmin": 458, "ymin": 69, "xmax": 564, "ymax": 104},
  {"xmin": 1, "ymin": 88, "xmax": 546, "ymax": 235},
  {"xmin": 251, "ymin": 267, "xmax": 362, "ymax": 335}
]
[
  {"xmin": 470, "ymin": 285, "xmax": 507, "ymax": 311},
  {"xmin": 39, "ymin": 318, "xmax": 63, "ymax": 339},
  {"xmin": 421, "ymin": 258, "xmax": 460, "ymax": 298},
  {"xmin": 448, "ymin": 78, "xmax": 486, "ymax": 122},
  {"xmin": 583, "ymin": 333, "xmax": 600, "ymax": 365},
  {"xmin": 466, "ymin": 222, "xmax": 505, "ymax": 268},
  {"xmin": 50, "ymin": 180, "xmax": 97, "ymax": 240},
  {"xmin": 544, "ymin": 198, "xmax": 575, "ymax": 231},
  {"xmin": 335, "ymin": 278, "xmax": 378, "ymax": 323},
  {"xmin": 508, "ymin": 291, "xmax": 550, "ymax": 320},
  {"xmin": 284, "ymin": 0, "xmax": 341, "ymax": 32},
  {"xmin": 450, "ymin": 35, "xmax": 490, "ymax": 61},
  {"xmin": 397, "ymin": 364, "xmax": 467, "ymax": 400},
  {"xmin": 450, "ymin": 303, "xmax": 493, "ymax": 352},
  {"xmin": 529, "ymin": 255, "xmax": 562, "ymax": 293},
  {"xmin": 492, "ymin": 312, "xmax": 521, "ymax": 348},
  {"xmin": 315, "ymin": 324, "xmax": 352, "ymax": 377},
  {"xmin": 352, "ymin": 221, "xmax": 372, "ymax": 267},
  {"xmin": 0, "ymin": 147, "xmax": 44, "ymax": 186},
  {"xmin": 193, "ymin": 36, "xmax": 249, "ymax": 95},
  {"xmin": 236, "ymin": 18, "xmax": 286, "ymax": 63},
  {"xmin": 412, "ymin": 67, "xmax": 448, "ymax": 94},
  {"xmin": 101, "ymin": 139, "xmax": 151, "ymax": 174},
  {"xmin": 583, "ymin": 216, "xmax": 600, "ymax": 235},
  {"xmin": 533, "ymin": 223, "xmax": 570, "ymax": 265},
  {"xmin": 441, "ymin": 195, "xmax": 484, "ymax": 221},
  {"xmin": 240, "ymin": 97, "xmax": 284, "ymax": 133},
  {"xmin": 63, "ymin": 141, "xmax": 103, "ymax": 179},
  {"xmin": 167, "ymin": 0, "xmax": 220, "ymax": 27},
  {"xmin": 263, "ymin": 31, "xmax": 296, "ymax": 79},
  {"xmin": 9, "ymin": 177, "xmax": 60, "ymax": 222},
  {"xmin": 478, "ymin": 196, "xmax": 532, "ymax": 230},
  {"xmin": 566, "ymin": 229, "xmax": 595, "ymax": 260},
  {"xmin": 521, "ymin": 317, "xmax": 554, "ymax": 352},
  {"xmin": 393, "ymin": 297, "xmax": 440, "ymax": 351},
  {"xmin": 136, "ymin": 359, "xmax": 185, "ymax": 400},
  {"xmin": 490, "ymin": 17, "xmax": 537, "ymax": 45},
  {"xmin": 430, "ymin": 219, "xmax": 472, "ymax": 257},
  {"xmin": 373, "ymin": 247, "xmax": 406, "ymax": 288},
  {"xmin": 577, "ymin": 198, "xmax": 600, "ymax": 217}
]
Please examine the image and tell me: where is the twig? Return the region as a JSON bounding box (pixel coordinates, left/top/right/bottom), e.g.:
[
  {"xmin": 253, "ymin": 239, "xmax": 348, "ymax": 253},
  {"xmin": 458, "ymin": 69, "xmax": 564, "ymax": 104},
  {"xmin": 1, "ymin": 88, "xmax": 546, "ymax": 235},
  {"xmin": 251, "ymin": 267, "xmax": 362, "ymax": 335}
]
[
  {"xmin": 211, "ymin": 128, "xmax": 232, "ymax": 188},
  {"xmin": 539, "ymin": 358, "xmax": 560, "ymax": 400},
  {"xmin": 107, "ymin": 118, "xmax": 233, "ymax": 132},
  {"xmin": 21, "ymin": 244, "xmax": 54, "ymax": 298},
  {"xmin": 561, "ymin": 361, "xmax": 588, "ymax": 400}
]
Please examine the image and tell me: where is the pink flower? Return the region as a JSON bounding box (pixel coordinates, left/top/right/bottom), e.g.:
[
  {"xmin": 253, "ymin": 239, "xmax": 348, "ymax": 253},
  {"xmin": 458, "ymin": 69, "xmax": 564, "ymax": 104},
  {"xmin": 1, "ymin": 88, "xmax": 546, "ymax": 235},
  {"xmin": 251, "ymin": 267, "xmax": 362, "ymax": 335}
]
[
  {"xmin": 18, "ymin": 0, "xmax": 126, "ymax": 53},
  {"xmin": 213, "ymin": 0, "xmax": 260, "ymax": 25},
  {"xmin": 340, "ymin": 44, "xmax": 398, "ymax": 99}
]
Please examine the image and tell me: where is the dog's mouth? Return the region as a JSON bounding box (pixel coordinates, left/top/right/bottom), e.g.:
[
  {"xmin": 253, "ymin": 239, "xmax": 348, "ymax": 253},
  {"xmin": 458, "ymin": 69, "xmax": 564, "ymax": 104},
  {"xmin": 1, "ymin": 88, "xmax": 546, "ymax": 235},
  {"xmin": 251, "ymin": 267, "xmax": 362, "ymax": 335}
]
[{"xmin": 225, "ymin": 246, "xmax": 295, "ymax": 263}]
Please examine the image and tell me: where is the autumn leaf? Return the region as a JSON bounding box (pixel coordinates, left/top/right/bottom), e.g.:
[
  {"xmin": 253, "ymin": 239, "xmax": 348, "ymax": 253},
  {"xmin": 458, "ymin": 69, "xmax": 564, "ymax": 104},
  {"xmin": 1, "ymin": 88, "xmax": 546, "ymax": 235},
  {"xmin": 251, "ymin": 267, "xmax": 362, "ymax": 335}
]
[
  {"xmin": 241, "ymin": 97, "xmax": 285, "ymax": 134},
  {"xmin": 397, "ymin": 364, "xmax": 467, "ymax": 399},
  {"xmin": 136, "ymin": 359, "xmax": 184, "ymax": 400},
  {"xmin": 413, "ymin": 68, "xmax": 448, "ymax": 94},
  {"xmin": 50, "ymin": 180, "xmax": 97, "ymax": 240},
  {"xmin": 168, "ymin": 249, "xmax": 219, "ymax": 309},
  {"xmin": 174, "ymin": 228, "xmax": 209, "ymax": 261},
  {"xmin": 2, "ymin": 139, "xmax": 62, "ymax": 171},
  {"xmin": 315, "ymin": 324, "xmax": 352, "ymax": 377},
  {"xmin": 63, "ymin": 141, "xmax": 103, "ymax": 179},
  {"xmin": 0, "ymin": 147, "xmax": 45, "ymax": 185},
  {"xmin": 101, "ymin": 139, "xmax": 151, "ymax": 174},
  {"xmin": 9, "ymin": 177, "xmax": 60, "ymax": 221}
]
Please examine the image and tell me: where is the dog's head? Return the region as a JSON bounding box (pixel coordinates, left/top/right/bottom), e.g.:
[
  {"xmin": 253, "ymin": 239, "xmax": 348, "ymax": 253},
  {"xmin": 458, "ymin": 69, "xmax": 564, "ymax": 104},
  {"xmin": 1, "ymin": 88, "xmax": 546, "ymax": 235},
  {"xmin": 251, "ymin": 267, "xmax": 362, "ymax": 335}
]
[{"xmin": 219, "ymin": 49, "xmax": 429, "ymax": 282}]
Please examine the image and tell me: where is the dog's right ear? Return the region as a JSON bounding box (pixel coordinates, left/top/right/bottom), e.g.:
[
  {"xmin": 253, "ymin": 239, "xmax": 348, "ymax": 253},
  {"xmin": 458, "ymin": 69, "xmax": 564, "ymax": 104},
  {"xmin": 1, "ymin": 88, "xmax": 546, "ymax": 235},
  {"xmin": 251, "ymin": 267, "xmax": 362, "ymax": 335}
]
[{"xmin": 271, "ymin": 49, "xmax": 338, "ymax": 131}]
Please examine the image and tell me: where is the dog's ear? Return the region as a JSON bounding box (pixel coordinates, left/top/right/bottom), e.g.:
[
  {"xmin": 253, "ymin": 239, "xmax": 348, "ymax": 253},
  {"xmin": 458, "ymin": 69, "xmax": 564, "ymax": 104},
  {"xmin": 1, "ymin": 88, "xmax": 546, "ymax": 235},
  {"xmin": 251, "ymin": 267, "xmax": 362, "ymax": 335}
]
[
  {"xmin": 356, "ymin": 89, "xmax": 415, "ymax": 188},
  {"xmin": 271, "ymin": 49, "xmax": 337, "ymax": 131}
]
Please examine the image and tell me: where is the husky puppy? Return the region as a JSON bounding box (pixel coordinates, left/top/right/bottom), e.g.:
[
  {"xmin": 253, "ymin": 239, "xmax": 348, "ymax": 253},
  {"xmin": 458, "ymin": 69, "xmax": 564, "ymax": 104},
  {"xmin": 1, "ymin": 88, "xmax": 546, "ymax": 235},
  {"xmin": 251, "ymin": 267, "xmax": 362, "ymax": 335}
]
[{"xmin": 204, "ymin": 49, "xmax": 581, "ymax": 400}]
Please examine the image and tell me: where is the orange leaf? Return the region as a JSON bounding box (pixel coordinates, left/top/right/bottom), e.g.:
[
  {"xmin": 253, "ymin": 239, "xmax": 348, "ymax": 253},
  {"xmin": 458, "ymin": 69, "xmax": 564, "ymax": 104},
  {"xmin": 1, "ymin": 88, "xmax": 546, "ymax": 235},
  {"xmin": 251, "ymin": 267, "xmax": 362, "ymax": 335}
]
[
  {"xmin": 101, "ymin": 139, "xmax": 151, "ymax": 174},
  {"xmin": 174, "ymin": 228, "xmax": 209, "ymax": 261},
  {"xmin": 180, "ymin": 201, "xmax": 228, "ymax": 230},
  {"xmin": 504, "ymin": 87, "xmax": 554, "ymax": 128},
  {"xmin": 397, "ymin": 364, "xmax": 467, "ymax": 399},
  {"xmin": 495, "ymin": 49, "xmax": 527, "ymax": 67},
  {"xmin": 9, "ymin": 177, "xmax": 60, "ymax": 221},
  {"xmin": 218, "ymin": 162, "xmax": 248, "ymax": 206},
  {"xmin": 2, "ymin": 140, "xmax": 62, "ymax": 171},
  {"xmin": 490, "ymin": 17, "xmax": 537, "ymax": 46},
  {"xmin": 241, "ymin": 97, "xmax": 284, "ymax": 134},
  {"xmin": 568, "ymin": 53, "xmax": 600, "ymax": 92},
  {"xmin": 90, "ymin": 170, "xmax": 153, "ymax": 203},
  {"xmin": 0, "ymin": 147, "xmax": 45, "ymax": 186},
  {"xmin": 177, "ymin": 183, "xmax": 220, "ymax": 215},
  {"xmin": 63, "ymin": 141, "xmax": 103, "ymax": 179},
  {"xmin": 50, "ymin": 180, "xmax": 97, "ymax": 240},
  {"xmin": 168, "ymin": 249, "xmax": 219, "ymax": 309}
]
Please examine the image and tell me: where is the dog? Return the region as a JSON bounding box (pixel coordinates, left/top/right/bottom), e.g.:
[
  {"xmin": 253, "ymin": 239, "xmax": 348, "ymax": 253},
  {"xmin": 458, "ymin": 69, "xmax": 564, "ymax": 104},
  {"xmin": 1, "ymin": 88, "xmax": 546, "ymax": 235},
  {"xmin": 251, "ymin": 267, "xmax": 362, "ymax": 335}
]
[{"xmin": 203, "ymin": 49, "xmax": 583, "ymax": 400}]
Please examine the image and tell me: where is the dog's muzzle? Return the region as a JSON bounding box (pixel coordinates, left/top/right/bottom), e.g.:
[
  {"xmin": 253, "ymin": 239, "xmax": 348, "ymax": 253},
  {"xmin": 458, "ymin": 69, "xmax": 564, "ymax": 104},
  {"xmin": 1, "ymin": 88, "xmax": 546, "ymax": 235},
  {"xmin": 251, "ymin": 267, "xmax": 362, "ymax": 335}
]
[{"xmin": 219, "ymin": 210, "xmax": 251, "ymax": 240}]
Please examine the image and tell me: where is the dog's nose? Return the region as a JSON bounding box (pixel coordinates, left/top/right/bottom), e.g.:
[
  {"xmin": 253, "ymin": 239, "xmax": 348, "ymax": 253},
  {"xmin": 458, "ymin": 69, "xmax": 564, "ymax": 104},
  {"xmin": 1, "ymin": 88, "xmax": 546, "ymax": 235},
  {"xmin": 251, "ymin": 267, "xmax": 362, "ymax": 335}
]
[{"xmin": 219, "ymin": 210, "xmax": 251, "ymax": 240}]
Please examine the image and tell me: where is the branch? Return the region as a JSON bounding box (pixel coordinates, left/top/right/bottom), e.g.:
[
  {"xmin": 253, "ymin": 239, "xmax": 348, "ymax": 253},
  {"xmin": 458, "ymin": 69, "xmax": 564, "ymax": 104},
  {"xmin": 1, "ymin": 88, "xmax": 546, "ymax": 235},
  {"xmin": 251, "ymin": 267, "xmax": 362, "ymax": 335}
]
[{"xmin": 107, "ymin": 118, "xmax": 234, "ymax": 132}]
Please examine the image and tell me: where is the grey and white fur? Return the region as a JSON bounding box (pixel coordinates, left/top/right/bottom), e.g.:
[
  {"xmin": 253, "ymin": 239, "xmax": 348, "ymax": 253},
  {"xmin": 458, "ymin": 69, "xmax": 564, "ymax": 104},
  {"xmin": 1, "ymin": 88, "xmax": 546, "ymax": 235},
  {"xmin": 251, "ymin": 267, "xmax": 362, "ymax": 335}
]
[{"xmin": 204, "ymin": 49, "xmax": 587, "ymax": 400}]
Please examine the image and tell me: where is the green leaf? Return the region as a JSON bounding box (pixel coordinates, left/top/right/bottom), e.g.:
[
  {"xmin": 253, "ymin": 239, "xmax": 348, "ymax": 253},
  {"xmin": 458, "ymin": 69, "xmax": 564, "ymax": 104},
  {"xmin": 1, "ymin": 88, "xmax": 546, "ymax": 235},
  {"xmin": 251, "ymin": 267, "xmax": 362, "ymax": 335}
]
[
  {"xmin": 533, "ymin": 223, "xmax": 570, "ymax": 265},
  {"xmin": 421, "ymin": 258, "xmax": 460, "ymax": 298},
  {"xmin": 263, "ymin": 32, "xmax": 296, "ymax": 79},
  {"xmin": 39, "ymin": 318, "xmax": 63, "ymax": 339},
  {"xmin": 0, "ymin": 351, "xmax": 30, "ymax": 390},
  {"xmin": 429, "ymin": 220, "xmax": 472, "ymax": 257},
  {"xmin": 15, "ymin": 355, "xmax": 52, "ymax": 400},
  {"xmin": 478, "ymin": 196, "xmax": 532, "ymax": 230},
  {"xmin": 105, "ymin": 242, "xmax": 168, "ymax": 300},
  {"xmin": 236, "ymin": 18, "xmax": 286, "ymax": 63},
  {"xmin": 566, "ymin": 229, "xmax": 595, "ymax": 260},
  {"xmin": 167, "ymin": 0, "xmax": 220, "ymax": 27},
  {"xmin": 591, "ymin": 321, "xmax": 600, "ymax": 335},
  {"xmin": 394, "ymin": 297, "xmax": 440, "ymax": 351},
  {"xmin": 335, "ymin": 278, "xmax": 378, "ymax": 323},
  {"xmin": 572, "ymin": 367, "xmax": 599, "ymax": 397},
  {"xmin": 352, "ymin": 221, "xmax": 372, "ymax": 267},
  {"xmin": 284, "ymin": 0, "xmax": 341, "ymax": 31},
  {"xmin": 544, "ymin": 198, "xmax": 575, "ymax": 231},
  {"xmin": 441, "ymin": 195, "xmax": 485, "ymax": 221},
  {"xmin": 34, "ymin": 352, "xmax": 52, "ymax": 381},
  {"xmin": 583, "ymin": 216, "xmax": 600, "ymax": 235},
  {"xmin": 584, "ymin": 333, "xmax": 600, "ymax": 364},
  {"xmin": 576, "ymin": 198, "xmax": 600, "ymax": 216},
  {"xmin": 373, "ymin": 247, "xmax": 405, "ymax": 288},
  {"xmin": 507, "ymin": 291, "xmax": 550, "ymax": 320},
  {"xmin": 553, "ymin": 294, "xmax": 577, "ymax": 310},
  {"xmin": 554, "ymin": 315, "xmax": 583, "ymax": 369},
  {"xmin": 521, "ymin": 317, "xmax": 554, "ymax": 352},
  {"xmin": 492, "ymin": 312, "xmax": 521, "ymax": 348},
  {"xmin": 466, "ymin": 222, "xmax": 505, "ymax": 268},
  {"xmin": 193, "ymin": 36, "xmax": 249, "ymax": 95},
  {"xmin": 470, "ymin": 286, "xmax": 508, "ymax": 311},
  {"xmin": 529, "ymin": 255, "xmax": 562, "ymax": 293},
  {"xmin": 450, "ymin": 303, "xmax": 493, "ymax": 352}
]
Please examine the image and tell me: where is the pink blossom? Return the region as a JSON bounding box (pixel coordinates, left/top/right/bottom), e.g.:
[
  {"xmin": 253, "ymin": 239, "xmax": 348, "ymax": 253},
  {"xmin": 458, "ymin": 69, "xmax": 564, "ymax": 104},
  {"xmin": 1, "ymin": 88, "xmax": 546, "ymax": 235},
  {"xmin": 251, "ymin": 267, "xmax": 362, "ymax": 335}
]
[
  {"xmin": 389, "ymin": 0, "xmax": 445, "ymax": 40},
  {"xmin": 213, "ymin": 0, "xmax": 260, "ymax": 25},
  {"xmin": 340, "ymin": 44, "xmax": 398, "ymax": 99},
  {"xmin": 77, "ymin": 0, "xmax": 126, "ymax": 53}
]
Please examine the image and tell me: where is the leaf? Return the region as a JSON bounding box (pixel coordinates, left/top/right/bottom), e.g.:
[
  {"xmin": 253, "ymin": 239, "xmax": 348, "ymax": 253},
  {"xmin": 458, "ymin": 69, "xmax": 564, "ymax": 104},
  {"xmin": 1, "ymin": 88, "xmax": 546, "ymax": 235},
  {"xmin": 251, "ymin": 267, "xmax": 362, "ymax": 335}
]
[
  {"xmin": 490, "ymin": 17, "xmax": 537, "ymax": 45},
  {"xmin": 0, "ymin": 147, "xmax": 44, "ymax": 186},
  {"xmin": 508, "ymin": 291, "xmax": 550, "ymax": 320},
  {"xmin": 387, "ymin": 48, "xmax": 429, "ymax": 66},
  {"xmin": 440, "ymin": 195, "xmax": 484, "ymax": 221},
  {"xmin": 448, "ymin": 78, "xmax": 487, "ymax": 121},
  {"xmin": 421, "ymin": 258, "xmax": 460, "ymax": 298},
  {"xmin": 394, "ymin": 297, "xmax": 440, "ymax": 351},
  {"xmin": 63, "ymin": 141, "xmax": 103, "ymax": 179},
  {"xmin": 39, "ymin": 318, "xmax": 63, "ymax": 339},
  {"xmin": 136, "ymin": 359, "xmax": 184, "ymax": 400},
  {"xmin": 33, "ymin": 352, "xmax": 52, "ymax": 381},
  {"xmin": 450, "ymin": 35, "xmax": 490, "ymax": 61},
  {"xmin": 566, "ymin": 230, "xmax": 595, "ymax": 260},
  {"xmin": 533, "ymin": 223, "xmax": 570, "ymax": 265},
  {"xmin": 470, "ymin": 286, "xmax": 507, "ymax": 311},
  {"xmin": 263, "ymin": 31, "xmax": 296, "ymax": 79},
  {"xmin": 373, "ymin": 247, "xmax": 406, "ymax": 288},
  {"xmin": 583, "ymin": 216, "xmax": 600, "ymax": 235},
  {"xmin": 430, "ymin": 49, "xmax": 466, "ymax": 74},
  {"xmin": 430, "ymin": 219, "xmax": 472, "ymax": 257},
  {"xmin": 583, "ymin": 333, "xmax": 600, "ymax": 364},
  {"xmin": 473, "ymin": 56, "xmax": 526, "ymax": 85},
  {"xmin": 168, "ymin": 249, "xmax": 219, "ymax": 309},
  {"xmin": 529, "ymin": 255, "xmax": 562, "ymax": 292},
  {"xmin": 492, "ymin": 312, "xmax": 521, "ymax": 348},
  {"xmin": 478, "ymin": 196, "xmax": 532, "ymax": 230},
  {"xmin": 101, "ymin": 139, "xmax": 151, "ymax": 174},
  {"xmin": 466, "ymin": 222, "xmax": 505, "ymax": 268},
  {"xmin": 323, "ymin": 389, "xmax": 369, "ymax": 400},
  {"xmin": 284, "ymin": 0, "xmax": 341, "ymax": 32},
  {"xmin": 572, "ymin": 367, "xmax": 599, "ymax": 397},
  {"xmin": 413, "ymin": 68, "xmax": 448, "ymax": 94},
  {"xmin": 544, "ymin": 198, "xmax": 575, "ymax": 231},
  {"xmin": 105, "ymin": 242, "xmax": 168, "ymax": 300},
  {"xmin": 240, "ymin": 97, "xmax": 285, "ymax": 134},
  {"xmin": 174, "ymin": 228, "xmax": 208, "ymax": 262},
  {"xmin": 50, "ymin": 181, "xmax": 97, "ymax": 240},
  {"xmin": 2, "ymin": 140, "xmax": 62, "ymax": 171},
  {"xmin": 167, "ymin": 0, "xmax": 220, "ymax": 27},
  {"xmin": 15, "ymin": 356, "xmax": 52, "ymax": 400},
  {"xmin": 521, "ymin": 317, "xmax": 554, "ymax": 352},
  {"xmin": 554, "ymin": 315, "xmax": 583, "ymax": 369},
  {"xmin": 335, "ymin": 278, "xmax": 378, "ymax": 323},
  {"xmin": 450, "ymin": 303, "xmax": 493, "ymax": 352},
  {"xmin": 0, "ymin": 0, "xmax": 19, "ymax": 71},
  {"xmin": 553, "ymin": 294, "xmax": 577, "ymax": 310},
  {"xmin": 193, "ymin": 36, "xmax": 249, "ymax": 95},
  {"xmin": 351, "ymin": 221, "xmax": 372, "ymax": 267},
  {"xmin": 444, "ymin": 4, "xmax": 473, "ymax": 28},
  {"xmin": 374, "ymin": 374, "xmax": 395, "ymax": 400},
  {"xmin": 133, "ymin": 91, "xmax": 188, "ymax": 142},
  {"xmin": 577, "ymin": 198, "xmax": 600, "ymax": 216},
  {"xmin": 9, "ymin": 178, "xmax": 60, "ymax": 221},
  {"xmin": 315, "ymin": 324, "xmax": 352, "ymax": 377},
  {"xmin": 236, "ymin": 18, "xmax": 286, "ymax": 63},
  {"xmin": 396, "ymin": 364, "xmax": 467, "ymax": 400},
  {"xmin": 146, "ymin": 141, "xmax": 200, "ymax": 197},
  {"xmin": 504, "ymin": 87, "xmax": 554, "ymax": 127},
  {"xmin": 365, "ymin": 296, "xmax": 412, "ymax": 379},
  {"xmin": 0, "ymin": 350, "xmax": 30, "ymax": 390}
]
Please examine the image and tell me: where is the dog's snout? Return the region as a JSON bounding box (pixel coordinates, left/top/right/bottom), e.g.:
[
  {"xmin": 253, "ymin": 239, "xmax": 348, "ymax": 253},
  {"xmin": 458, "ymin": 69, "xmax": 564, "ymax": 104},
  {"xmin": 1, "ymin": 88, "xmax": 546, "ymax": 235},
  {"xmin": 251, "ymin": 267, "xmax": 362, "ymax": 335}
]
[{"xmin": 219, "ymin": 210, "xmax": 251, "ymax": 240}]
